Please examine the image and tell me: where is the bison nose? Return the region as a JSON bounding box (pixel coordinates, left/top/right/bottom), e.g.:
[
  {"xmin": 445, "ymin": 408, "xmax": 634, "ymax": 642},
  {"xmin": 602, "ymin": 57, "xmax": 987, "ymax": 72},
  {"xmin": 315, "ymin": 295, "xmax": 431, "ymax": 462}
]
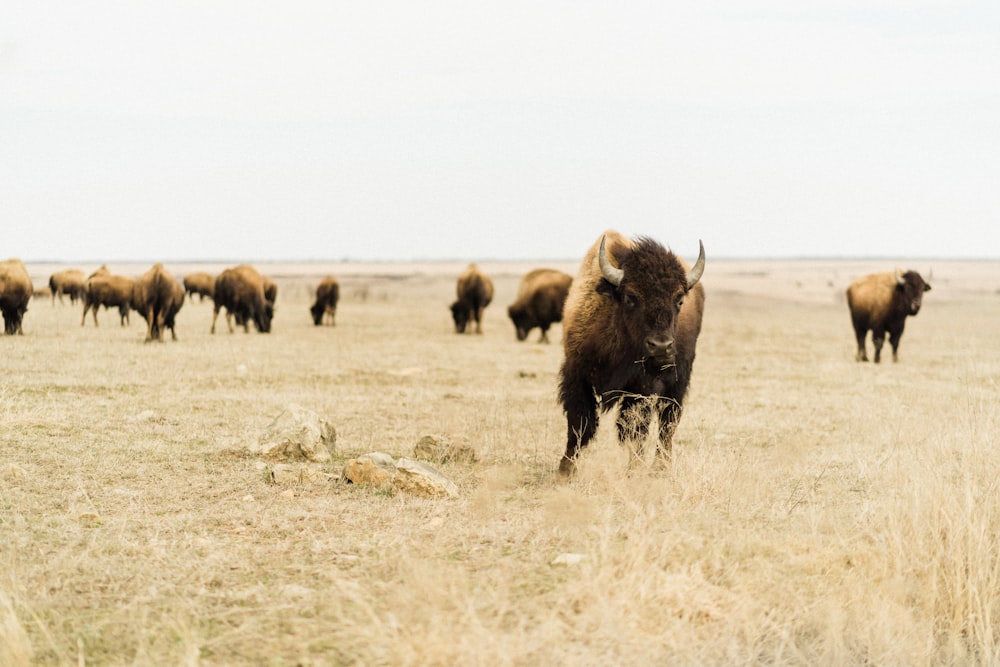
[{"xmin": 645, "ymin": 336, "xmax": 674, "ymax": 358}]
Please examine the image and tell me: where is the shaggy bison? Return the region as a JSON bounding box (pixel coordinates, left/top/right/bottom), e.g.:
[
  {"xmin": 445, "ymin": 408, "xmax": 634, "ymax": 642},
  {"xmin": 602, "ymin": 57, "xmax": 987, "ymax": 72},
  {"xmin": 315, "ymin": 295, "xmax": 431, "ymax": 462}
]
[
  {"xmin": 507, "ymin": 268, "xmax": 573, "ymax": 343},
  {"xmin": 0, "ymin": 258, "xmax": 33, "ymax": 335},
  {"xmin": 558, "ymin": 231, "xmax": 706, "ymax": 475},
  {"xmin": 846, "ymin": 269, "xmax": 931, "ymax": 363},
  {"xmin": 450, "ymin": 264, "xmax": 493, "ymax": 334},
  {"xmin": 48, "ymin": 269, "xmax": 87, "ymax": 305},
  {"xmin": 183, "ymin": 272, "xmax": 215, "ymax": 302},
  {"xmin": 133, "ymin": 263, "xmax": 185, "ymax": 342},
  {"xmin": 211, "ymin": 265, "xmax": 272, "ymax": 334},
  {"xmin": 81, "ymin": 266, "xmax": 134, "ymax": 327},
  {"xmin": 310, "ymin": 276, "xmax": 340, "ymax": 326}
]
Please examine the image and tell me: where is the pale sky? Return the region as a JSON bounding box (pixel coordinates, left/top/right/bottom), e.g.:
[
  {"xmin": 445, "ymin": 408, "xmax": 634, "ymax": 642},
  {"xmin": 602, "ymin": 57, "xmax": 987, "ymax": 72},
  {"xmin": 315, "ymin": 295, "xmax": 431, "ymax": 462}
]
[{"xmin": 2, "ymin": 1, "xmax": 998, "ymax": 262}]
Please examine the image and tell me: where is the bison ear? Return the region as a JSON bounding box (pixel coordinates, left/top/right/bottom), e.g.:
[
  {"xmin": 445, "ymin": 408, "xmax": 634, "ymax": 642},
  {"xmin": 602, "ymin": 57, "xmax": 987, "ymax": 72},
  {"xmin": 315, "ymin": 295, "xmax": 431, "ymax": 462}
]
[
  {"xmin": 923, "ymin": 283, "xmax": 931, "ymax": 292},
  {"xmin": 595, "ymin": 278, "xmax": 618, "ymax": 300}
]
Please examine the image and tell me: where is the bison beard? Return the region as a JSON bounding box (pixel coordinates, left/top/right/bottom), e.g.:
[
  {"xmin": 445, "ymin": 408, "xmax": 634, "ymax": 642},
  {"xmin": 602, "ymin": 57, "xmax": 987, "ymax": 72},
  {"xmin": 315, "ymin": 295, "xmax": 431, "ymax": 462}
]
[{"xmin": 557, "ymin": 231, "xmax": 705, "ymax": 475}]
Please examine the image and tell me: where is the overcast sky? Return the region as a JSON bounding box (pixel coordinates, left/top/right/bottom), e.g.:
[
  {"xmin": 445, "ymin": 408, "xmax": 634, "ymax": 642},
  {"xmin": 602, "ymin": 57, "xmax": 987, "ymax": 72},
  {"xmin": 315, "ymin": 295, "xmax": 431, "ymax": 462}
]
[{"xmin": 2, "ymin": 1, "xmax": 998, "ymax": 263}]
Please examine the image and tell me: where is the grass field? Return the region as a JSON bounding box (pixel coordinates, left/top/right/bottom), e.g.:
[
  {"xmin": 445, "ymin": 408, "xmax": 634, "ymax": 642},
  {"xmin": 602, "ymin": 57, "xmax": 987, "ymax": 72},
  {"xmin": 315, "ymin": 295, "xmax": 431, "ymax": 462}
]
[{"xmin": 3, "ymin": 258, "xmax": 1000, "ymax": 665}]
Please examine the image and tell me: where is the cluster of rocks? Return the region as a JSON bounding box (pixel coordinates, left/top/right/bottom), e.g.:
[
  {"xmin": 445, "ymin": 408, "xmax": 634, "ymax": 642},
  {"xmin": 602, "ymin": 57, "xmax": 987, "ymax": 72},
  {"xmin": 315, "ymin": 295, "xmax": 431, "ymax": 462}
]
[{"xmin": 251, "ymin": 405, "xmax": 469, "ymax": 498}]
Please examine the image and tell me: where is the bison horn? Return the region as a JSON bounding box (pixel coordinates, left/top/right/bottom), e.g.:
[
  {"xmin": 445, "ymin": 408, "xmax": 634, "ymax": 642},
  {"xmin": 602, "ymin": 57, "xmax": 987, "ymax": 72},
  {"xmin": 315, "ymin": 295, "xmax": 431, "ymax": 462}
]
[
  {"xmin": 686, "ymin": 240, "xmax": 706, "ymax": 290},
  {"xmin": 895, "ymin": 268, "xmax": 905, "ymax": 285},
  {"xmin": 598, "ymin": 235, "xmax": 624, "ymax": 287}
]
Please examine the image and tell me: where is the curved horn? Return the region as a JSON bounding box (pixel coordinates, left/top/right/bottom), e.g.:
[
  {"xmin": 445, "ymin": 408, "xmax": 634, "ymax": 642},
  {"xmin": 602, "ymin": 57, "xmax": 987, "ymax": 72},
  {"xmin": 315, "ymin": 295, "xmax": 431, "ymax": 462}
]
[
  {"xmin": 894, "ymin": 268, "xmax": 905, "ymax": 285},
  {"xmin": 686, "ymin": 240, "xmax": 706, "ymax": 290},
  {"xmin": 598, "ymin": 235, "xmax": 624, "ymax": 287}
]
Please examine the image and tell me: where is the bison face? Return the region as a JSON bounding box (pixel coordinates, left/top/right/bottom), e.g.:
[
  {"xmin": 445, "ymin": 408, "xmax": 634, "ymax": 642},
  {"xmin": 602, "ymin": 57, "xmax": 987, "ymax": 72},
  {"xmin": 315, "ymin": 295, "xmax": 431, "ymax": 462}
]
[
  {"xmin": 310, "ymin": 302, "xmax": 325, "ymax": 326},
  {"xmin": 450, "ymin": 301, "xmax": 469, "ymax": 333},
  {"xmin": 507, "ymin": 305, "xmax": 530, "ymax": 341},
  {"xmin": 896, "ymin": 270, "xmax": 931, "ymax": 315}
]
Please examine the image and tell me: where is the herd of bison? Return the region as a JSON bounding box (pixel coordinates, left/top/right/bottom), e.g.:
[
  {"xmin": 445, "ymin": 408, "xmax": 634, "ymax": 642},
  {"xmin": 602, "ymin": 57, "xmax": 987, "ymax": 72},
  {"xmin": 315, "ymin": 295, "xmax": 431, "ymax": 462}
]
[{"xmin": 0, "ymin": 231, "xmax": 932, "ymax": 473}]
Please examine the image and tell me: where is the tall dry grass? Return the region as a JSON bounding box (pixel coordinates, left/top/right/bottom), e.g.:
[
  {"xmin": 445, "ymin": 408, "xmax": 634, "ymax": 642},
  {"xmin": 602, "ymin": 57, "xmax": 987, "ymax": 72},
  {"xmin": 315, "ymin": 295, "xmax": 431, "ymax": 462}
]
[{"xmin": 1, "ymin": 261, "xmax": 999, "ymax": 665}]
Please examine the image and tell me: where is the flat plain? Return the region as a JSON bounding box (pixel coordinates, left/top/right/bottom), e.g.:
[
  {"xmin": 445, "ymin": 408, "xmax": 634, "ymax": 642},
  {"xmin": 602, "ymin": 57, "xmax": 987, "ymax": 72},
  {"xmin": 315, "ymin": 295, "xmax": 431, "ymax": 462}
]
[{"xmin": 2, "ymin": 257, "xmax": 1000, "ymax": 665}]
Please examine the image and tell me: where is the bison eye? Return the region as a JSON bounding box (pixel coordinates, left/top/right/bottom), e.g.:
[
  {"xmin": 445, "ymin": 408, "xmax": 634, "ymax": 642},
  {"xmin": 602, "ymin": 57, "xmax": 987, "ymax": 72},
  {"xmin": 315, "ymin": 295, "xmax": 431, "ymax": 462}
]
[
  {"xmin": 623, "ymin": 293, "xmax": 637, "ymax": 309},
  {"xmin": 676, "ymin": 296, "xmax": 685, "ymax": 309}
]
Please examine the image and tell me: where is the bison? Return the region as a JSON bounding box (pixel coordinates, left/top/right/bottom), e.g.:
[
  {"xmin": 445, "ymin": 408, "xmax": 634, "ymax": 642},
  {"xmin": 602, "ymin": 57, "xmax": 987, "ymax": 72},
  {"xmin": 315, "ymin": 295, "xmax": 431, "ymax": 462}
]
[
  {"xmin": 183, "ymin": 272, "xmax": 215, "ymax": 302},
  {"xmin": 81, "ymin": 266, "xmax": 134, "ymax": 327},
  {"xmin": 846, "ymin": 269, "xmax": 931, "ymax": 363},
  {"xmin": 310, "ymin": 276, "xmax": 340, "ymax": 326},
  {"xmin": 48, "ymin": 269, "xmax": 87, "ymax": 305},
  {"xmin": 132, "ymin": 263, "xmax": 185, "ymax": 342},
  {"xmin": 507, "ymin": 268, "xmax": 573, "ymax": 343},
  {"xmin": 557, "ymin": 231, "xmax": 706, "ymax": 475},
  {"xmin": 211, "ymin": 265, "xmax": 272, "ymax": 334},
  {"xmin": 0, "ymin": 258, "xmax": 33, "ymax": 335},
  {"xmin": 450, "ymin": 263, "xmax": 493, "ymax": 334}
]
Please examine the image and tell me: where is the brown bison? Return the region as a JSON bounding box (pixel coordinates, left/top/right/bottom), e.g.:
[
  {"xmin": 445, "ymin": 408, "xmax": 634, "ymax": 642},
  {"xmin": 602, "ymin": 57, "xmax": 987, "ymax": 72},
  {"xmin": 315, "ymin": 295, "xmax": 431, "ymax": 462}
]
[
  {"xmin": 81, "ymin": 266, "xmax": 134, "ymax": 327},
  {"xmin": 132, "ymin": 263, "xmax": 185, "ymax": 342},
  {"xmin": 310, "ymin": 276, "xmax": 340, "ymax": 326},
  {"xmin": 450, "ymin": 263, "xmax": 493, "ymax": 334},
  {"xmin": 557, "ymin": 231, "xmax": 706, "ymax": 475},
  {"xmin": 507, "ymin": 268, "xmax": 573, "ymax": 343},
  {"xmin": 846, "ymin": 269, "xmax": 931, "ymax": 363},
  {"xmin": 48, "ymin": 269, "xmax": 87, "ymax": 305},
  {"xmin": 211, "ymin": 265, "xmax": 272, "ymax": 334},
  {"xmin": 183, "ymin": 272, "xmax": 215, "ymax": 302},
  {"xmin": 0, "ymin": 258, "xmax": 33, "ymax": 335}
]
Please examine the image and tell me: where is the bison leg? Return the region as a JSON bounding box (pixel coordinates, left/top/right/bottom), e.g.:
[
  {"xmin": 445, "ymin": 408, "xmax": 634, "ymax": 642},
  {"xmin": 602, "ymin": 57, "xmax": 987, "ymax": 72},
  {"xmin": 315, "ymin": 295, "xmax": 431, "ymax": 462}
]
[
  {"xmin": 655, "ymin": 398, "xmax": 683, "ymax": 464},
  {"xmin": 872, "ymin": 328, "xmax": 886, "ymax": 363},
  {"xmin": 538, "ymin": 325, "xmax": 550, "ymax": 344},
  {"xmin": 616, "ymin": 397, "xmax": 652, "ymax": 468},
  {"xmin": 888, "ymin": 324, "xmax": 905, "ymax": 362},
  {"xmin": 559, "ymin": 378, "xmax": 599, "ymax": 476},
  {"xmin": 210, "ymin": 305, "xmax": 221, "ymax": 334},
  {"xmin": 853, "ymin": 330, "xmax": 869, "ymax": 362}
]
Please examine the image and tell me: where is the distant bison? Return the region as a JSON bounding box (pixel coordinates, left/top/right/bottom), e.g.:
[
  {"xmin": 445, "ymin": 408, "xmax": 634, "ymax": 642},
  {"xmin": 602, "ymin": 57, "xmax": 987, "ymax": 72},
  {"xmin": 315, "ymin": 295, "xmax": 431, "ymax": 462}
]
[
  {"xmin": 133, "ymin": 263, "xmax": 185, "ymax": 342},
  {"xmin": 558, "ymin": 231, "xmax": 706, "ymax": 475},
  {"xmin": 48, "ymin": 269, "xmax": 87, "ymax": 305},
  {"xmin": 451, "ymin": 264, "xmax": 493, "ymax": 334},
  {"xmin": 183, "ymin": 272, "xmax": 215, "ymax": 302},
  {"xmin": 0, "ymin": 258, "xmax": 33, "ymax": 335},
  {"xmin": 82, "ymin": 266, "xmax": 134, "ymax": 327},
  {"xmin": 846, "ymin": 269, "xmax": 931, "ymax": 363},
  {"xmin": 211, "ymin": 265, "xmax": 272, "ymax": 334},
  {"xmin": 310, "ymin": 276, "xmax": 340, "ymax": 326},
  {"xmin": 507, "ymin": 268, "xmax": 573, "ymax": 343}
]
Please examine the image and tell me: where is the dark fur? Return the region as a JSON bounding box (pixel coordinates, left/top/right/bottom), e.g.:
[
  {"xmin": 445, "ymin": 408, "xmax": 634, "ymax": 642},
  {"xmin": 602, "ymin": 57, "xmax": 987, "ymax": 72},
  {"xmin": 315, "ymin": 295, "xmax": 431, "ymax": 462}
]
[
  {"xmin": 132, "ymin": 263, "xmax": 185, "ymax": 342},
  {"xmin": 211, "ymin": 265, "xmax": 272, "ymax": 334},
  {"xmin": 49, "ymin": 269, "xmax": 87, "ymax": 305},
  {"xmin": 81, "ymin": 266, "xmax": 133, "ymax": 327},
  {"xmin": 0, "ymin": 258, "xmax": 33, "ymax": 335},
  {"xmin": 507, "ymin": 269, "xmax": 573, "ymax": 343},
  {"xmin": 846, "ymin": 270, "xmax": 931, "ymax": 363},
  {"xmin": 310, "ymin": 276, "xmax": 340, "ymax": 326},
  {"xmin": 558, "ymin": 232, "xmax": 706, "ymax": 475},
  {"xmin": 183, "ymin": 272, "xmax": 215, "ymax": 302},
  {"xmin": 451, "ymin": 264, "xmax": 494, "ymax": 334}
]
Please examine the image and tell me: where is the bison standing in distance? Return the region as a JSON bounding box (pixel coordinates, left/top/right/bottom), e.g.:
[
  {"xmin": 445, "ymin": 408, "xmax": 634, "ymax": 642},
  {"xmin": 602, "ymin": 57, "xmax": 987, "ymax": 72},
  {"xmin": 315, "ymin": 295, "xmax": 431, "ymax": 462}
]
[
  {"xmin": 450, "ymin": 263, "xmax": 493, "ymax": 334},
  {"xmin": 81, "ymin": 266, "xmax": 134, "ymax": 327},
  {"xmin": 133, "ymin": 263, "xmax": 185, "ymax": 342},
  {"xmin": 507, "ymin": 268, "xmax": 573, "ymax": 343},
  {"xmin": 846, "ymin": 269, "xmax": 931, "ymax": 363},
  {"xmin": 211, "ymin": 265, "xmax": 272, "ymax": 334},
  {"xmin": 310, "ymin": 276, "xmax": 340, "ymax": 326},
  {"xmin": 558, "ymin": 231, "xmax": 706, "ymax": 475},
  {"xmin": 49, "ymin": 269, "xmax": 87, "ymax": 305},
  {"xmin": 0, "ymin": 258, "xmax": 33, "ymax": 335},
  {"xmin": 183, "ymin": 272, "xmax": 215, "ymax": 302}
]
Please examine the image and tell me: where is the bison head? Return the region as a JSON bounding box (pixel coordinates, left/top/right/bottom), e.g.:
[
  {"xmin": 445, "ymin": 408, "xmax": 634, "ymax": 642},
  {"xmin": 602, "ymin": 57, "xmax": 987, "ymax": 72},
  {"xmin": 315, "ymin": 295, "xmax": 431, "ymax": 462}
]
[
  {"xmin": 310, "ymin": 301, "xmax": 325, "ymax": 326},
  {"xmin": 507, "ymin": 305, "xmax": 531, "ymax": 341},
  {"xmin": 596, "ymin": 235, "xmax": 705, "ymax": 367},
  {"xmin": 450, "ymin": 301, "xmax": 470, "ymax": 333},
  {"xmin": 895, "ymin": 269, "xmax": 931, "ymax": 315}
]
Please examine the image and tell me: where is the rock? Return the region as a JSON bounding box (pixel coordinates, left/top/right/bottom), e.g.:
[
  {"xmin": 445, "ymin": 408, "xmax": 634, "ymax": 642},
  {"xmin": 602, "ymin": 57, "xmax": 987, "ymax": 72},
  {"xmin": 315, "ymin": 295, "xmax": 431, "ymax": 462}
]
[
  {"xmin": 342, "ymin": 452, "xmax": 396, "ymax": 488},
  {"xmin": 413, "ymin": 435, "xmax": 477, "ymax": 464},
  {"xmin": 394, "ymin": 458, "xmax": 459, "ymax": 498},
  {"xmin": 256, "ymin": 404, "xmax": 336, "ymax": 462},
  {"xmin": 551, "ymin": 553, "xmax": 586, "ymax": 567}
]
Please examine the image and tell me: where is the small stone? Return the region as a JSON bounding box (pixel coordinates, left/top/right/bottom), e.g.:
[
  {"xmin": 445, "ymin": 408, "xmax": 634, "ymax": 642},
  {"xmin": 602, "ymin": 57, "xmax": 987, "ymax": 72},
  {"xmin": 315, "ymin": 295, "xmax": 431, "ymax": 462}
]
[
  {"xmin": 551, "ymin": 553, "xmax": 586, "ymax": 566},
  {"xmin": 394, "ymin": 458, "xmax": 458, "ymax": 498}
]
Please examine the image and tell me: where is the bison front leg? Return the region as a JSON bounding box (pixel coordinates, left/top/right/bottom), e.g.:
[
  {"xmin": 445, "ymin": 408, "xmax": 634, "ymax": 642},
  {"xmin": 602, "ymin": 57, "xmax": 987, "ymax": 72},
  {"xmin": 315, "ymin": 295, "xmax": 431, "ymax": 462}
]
[
  {"xmin": 872, "ymin": 328, "xmax": 886, "ymax": 363},
  {"xmin": 616, "ymin": 397, "xmax": 652, "ymax": 469},
  {"xmin": 559, "ymin": 379, "xmax": 599, "ymax": 476},
  {"xmin": 654, "ymin": 398, "xmax": 683, "ymax": 466},
  {"xmin": 888, "ymin": 323, "xmax": 905, "ymax": 362}
]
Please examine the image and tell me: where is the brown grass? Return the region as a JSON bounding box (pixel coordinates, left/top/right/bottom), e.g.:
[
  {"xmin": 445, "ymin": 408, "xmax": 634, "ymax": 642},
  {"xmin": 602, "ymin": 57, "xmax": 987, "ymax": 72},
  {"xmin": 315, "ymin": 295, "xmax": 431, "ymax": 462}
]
[{"xmin": 2, "ymin": 259, "xmax": 1000, "ymax": 665}]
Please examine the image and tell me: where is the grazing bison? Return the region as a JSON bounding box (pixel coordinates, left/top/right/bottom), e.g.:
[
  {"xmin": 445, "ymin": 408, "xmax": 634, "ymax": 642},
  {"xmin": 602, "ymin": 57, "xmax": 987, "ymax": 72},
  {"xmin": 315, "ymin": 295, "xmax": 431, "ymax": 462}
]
[
  {"xmin": 558, "ymin": 231, "xmax": 706, "ymax": 475},
  {"xmin": 507, "ymin": 268, "xmax": 573, "ymax": 343},
  {"xmin": 0, "ymin": 258, "xmax": 33, "ymax": 335},
  {"xmin": 183, "ymin": 272, "xmax": 215, "ymax": 302},
  {"xmin": 211, "ymin": 265, "xmax": 272, "ymax": 334},
  {"xmin": 846, "ymin": 269, "xmax": 931, "ymax": 363},
  {"xmin": 450, "ymin": 264, "xmax": 493, "ymax": 334},
  {"xmin": 48, "ymin": 269, "xmax": 87, "ymax": 305},
  {"xmin": 132, "ymin": 263, "xmax": 185, "ymax": 342},
  {"xmin": 81, "ymin": 266, "xmax": 134, "ymax": 327},
  {"xmin": 310, "ymin": 276, "xmax": 340, "ymax": 326}
]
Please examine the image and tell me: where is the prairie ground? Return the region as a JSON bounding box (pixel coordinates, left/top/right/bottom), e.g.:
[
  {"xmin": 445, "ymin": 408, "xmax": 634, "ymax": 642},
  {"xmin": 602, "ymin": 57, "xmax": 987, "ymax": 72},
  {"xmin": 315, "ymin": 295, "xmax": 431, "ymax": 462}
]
[{"xmin": 2, "ymin": 258, "xmax": 1000, "ymax": 665}]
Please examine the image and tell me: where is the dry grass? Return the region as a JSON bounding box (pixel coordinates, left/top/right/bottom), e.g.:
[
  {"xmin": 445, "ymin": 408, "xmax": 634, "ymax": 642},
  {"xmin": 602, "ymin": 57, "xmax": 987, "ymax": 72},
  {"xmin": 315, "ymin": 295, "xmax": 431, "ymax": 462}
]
[{"xmin": 2, "ymin": 260, "xmax": 1000, "ymax": 665}]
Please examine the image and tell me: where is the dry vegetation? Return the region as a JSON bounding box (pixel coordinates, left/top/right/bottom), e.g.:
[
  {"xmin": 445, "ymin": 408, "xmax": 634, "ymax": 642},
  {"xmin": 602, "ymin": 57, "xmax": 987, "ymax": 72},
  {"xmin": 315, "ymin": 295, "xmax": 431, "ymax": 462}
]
[{"xmin": 2, "ymin": 259, "xmax": 1000, "ymax": 666}]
